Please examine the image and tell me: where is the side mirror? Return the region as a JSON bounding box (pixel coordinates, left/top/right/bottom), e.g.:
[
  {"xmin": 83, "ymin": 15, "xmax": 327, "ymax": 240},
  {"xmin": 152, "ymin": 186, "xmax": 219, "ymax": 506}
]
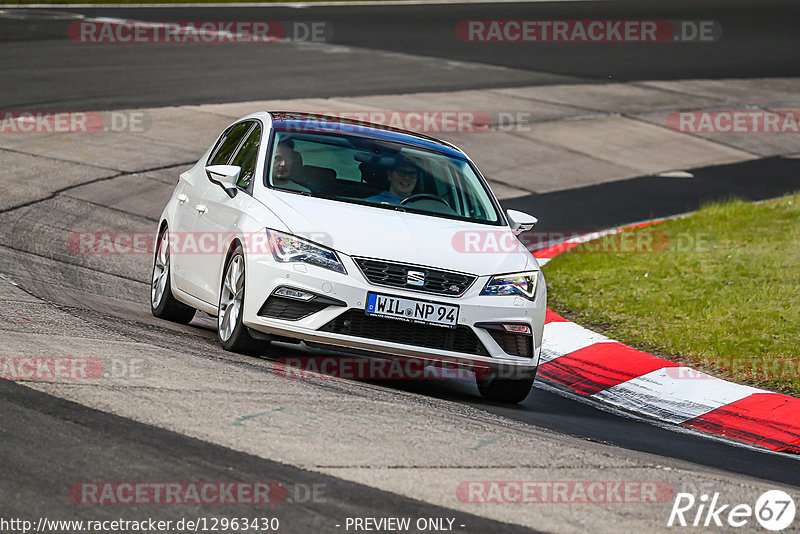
[
  {"xmin": 205, "ymin": 165, "xmax": 241, "ymax": 198},
  {"xmin": 507, "ymin": 209, "xmax": 538, "ymax": 236}
]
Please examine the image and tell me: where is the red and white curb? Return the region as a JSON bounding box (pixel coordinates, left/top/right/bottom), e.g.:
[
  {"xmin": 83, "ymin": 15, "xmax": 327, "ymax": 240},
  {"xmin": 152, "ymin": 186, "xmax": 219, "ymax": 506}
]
[{"xmin": 533, "ymin": 224, "xmax": 800, "ymax": 455}]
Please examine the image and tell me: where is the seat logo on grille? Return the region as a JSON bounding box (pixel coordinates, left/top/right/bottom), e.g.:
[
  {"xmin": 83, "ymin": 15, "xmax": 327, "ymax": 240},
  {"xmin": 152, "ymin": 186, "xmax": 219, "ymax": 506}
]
[{"xmin": 406, "ymin": 270, "xmax": 425, "ymax": 286}]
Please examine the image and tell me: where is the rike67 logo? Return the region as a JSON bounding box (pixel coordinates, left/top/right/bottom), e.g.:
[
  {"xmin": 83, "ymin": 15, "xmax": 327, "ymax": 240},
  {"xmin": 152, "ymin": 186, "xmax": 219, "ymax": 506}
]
[{"xmin": 668, "ymin": 490, "xmax": 796, "ymax": 531}]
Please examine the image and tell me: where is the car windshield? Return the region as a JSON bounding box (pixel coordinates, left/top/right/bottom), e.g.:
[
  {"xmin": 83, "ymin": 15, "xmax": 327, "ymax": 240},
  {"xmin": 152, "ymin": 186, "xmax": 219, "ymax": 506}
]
[{"xmin": 265, "ymin": 131, "xmax": 502, "ymax": 224}]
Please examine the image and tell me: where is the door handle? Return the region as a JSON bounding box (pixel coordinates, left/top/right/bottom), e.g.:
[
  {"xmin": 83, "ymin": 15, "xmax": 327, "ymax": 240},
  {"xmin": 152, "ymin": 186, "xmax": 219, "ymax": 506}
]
[
  {"xmin": 177, "ymin": 193, "xmax": 188, "ymax": 204},
  {"xmin": 195, "ymin": 204, "xmax": 208, "ymax": 214}
]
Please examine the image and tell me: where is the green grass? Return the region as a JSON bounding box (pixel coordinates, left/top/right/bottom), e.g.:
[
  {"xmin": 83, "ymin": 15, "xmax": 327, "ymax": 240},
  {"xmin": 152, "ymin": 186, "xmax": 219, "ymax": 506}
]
[{"xmin": 544, "ymin": 192, "xmax": 800, "ymax": 397}]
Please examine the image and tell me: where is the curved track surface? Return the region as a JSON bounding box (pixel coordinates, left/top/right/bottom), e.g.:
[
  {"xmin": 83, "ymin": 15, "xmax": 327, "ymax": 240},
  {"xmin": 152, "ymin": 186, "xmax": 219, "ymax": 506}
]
[
  {"xmin": 1, "ymin": 164, "xmax": 798, "ymax": 531},
  {"xmin": 1, "ymin": 2, "xmax": 799, "ymax": 532},
  {"xmin": 1, "ymin": 0, "xmax": 800, "ymax": 109}
]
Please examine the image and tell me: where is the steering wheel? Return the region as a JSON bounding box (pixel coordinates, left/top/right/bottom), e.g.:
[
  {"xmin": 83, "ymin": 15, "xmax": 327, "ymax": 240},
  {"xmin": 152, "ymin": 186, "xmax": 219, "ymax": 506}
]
[{"xmin": 399, "ymin": 194, "xmax": 450, "ymax": 206}]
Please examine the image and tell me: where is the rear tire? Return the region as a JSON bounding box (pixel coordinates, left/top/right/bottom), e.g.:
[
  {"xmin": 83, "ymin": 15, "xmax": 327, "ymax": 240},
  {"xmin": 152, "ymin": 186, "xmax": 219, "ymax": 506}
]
[
  {"xmin": 217, "ymin": 245, "xmax": 261, "ymax": 354},
  {"xmin": 477, "ymin": 373, "xmax": 535, "ymax": 404},
  {"xmin": 151, "ymin": 227, "xmax": 196, "ymax": 324}
]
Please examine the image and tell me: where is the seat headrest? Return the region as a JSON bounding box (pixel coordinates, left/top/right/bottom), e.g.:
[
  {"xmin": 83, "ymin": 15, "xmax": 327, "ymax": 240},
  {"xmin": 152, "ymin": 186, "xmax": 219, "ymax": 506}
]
[
  {"xmin": 359, "ymin": 162, "xmax": 388, "ymax": 189},
  {"xmin": 303, "ymin": 165, "xmax": 337, "ymax": 185}
]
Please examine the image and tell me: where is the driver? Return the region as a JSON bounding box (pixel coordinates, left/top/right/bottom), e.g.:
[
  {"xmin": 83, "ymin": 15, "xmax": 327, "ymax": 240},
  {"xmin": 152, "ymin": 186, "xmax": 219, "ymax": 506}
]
[
  {"xmin": 272, "ymin": 140, "xmax": 310, "ymax": 193},
  {"xmin": 365, "ymin": 155, "xmax": 419, "ymax": 204}
]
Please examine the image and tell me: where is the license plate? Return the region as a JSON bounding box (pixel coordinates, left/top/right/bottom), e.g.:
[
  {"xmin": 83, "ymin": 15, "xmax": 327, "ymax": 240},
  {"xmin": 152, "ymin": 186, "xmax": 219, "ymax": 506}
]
[{"xmin": 365, "ymin": 292, "xmax": 459, "ymax": 329}]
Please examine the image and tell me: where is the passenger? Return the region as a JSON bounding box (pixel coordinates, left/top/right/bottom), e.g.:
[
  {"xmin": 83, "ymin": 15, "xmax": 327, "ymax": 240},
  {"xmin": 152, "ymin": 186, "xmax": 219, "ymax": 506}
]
[
  {"xmin": 365, "ymin": 156, "xmax": 419, "ymax": 204},
  {"xmin": 271, "ymin": 140, "xmax": 310, "ymax": 193}
]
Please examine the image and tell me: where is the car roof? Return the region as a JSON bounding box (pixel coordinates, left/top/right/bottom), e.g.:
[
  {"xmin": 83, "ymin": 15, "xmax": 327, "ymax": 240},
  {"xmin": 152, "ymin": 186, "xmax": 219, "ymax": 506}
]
[{"xmin": 268, "ymin": 111, "xmax": 466, "ymax": 160}]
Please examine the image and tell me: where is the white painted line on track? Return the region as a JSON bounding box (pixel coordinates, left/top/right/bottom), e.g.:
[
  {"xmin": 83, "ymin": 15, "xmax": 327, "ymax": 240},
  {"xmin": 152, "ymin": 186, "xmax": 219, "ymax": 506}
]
[
  {"xmin": 1, "ymin": 1, "xmax": 608, "ymax": 9},
  {"xmin": 80, "ymin": 16, "xmax": 281, "ymax": 41},
  {"xmin": 534, "ymin": 379, "xmax": 800, "ymax": 459},
  {"xmin": 0, "ymin": 273, "xmax": 20, "ymax": 286},
  {"xmin": 540, "ymin": 321, "xmax": 611, "ymax": 364},
  {"xmin": 592, "ymin": 366, "xmax": 764, "ymax": 424},
  {"xmin": 655, "ymin": 170, "xmax": 694, "ymax": 178},
  {"xmin": 0, "ymin": 8, "xmax": 84, "ymax": 18}
]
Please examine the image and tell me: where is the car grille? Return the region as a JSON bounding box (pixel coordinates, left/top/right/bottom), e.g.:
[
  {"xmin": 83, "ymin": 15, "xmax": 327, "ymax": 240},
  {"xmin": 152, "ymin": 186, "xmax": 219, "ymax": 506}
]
[
  {"xmin": 319, "ymin": 310, "xmax": 489, "ymax": 356},
  {"xmin": 353, "ymin": 257, "xmax": 476, "ymax": 297},
  {"xmin": 258, "ymin": 296, "xmax": 330, "ymax": 321},
  {"xmin": 487, "ymin": 330, "xmax": 533, "ymax": 358}
]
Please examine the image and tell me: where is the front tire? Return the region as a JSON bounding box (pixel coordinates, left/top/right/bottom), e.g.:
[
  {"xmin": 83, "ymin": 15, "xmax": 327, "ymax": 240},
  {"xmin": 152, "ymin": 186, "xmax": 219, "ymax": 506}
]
[
  {"xmin": 217, "ymin": 245, "xmax": 261, "ymax": 353},
  {"xmin": 151, "ymin": 227, "xmax": 196, "ymax": 324},
  {"xmin": 477, "ymin": 373, "xmax": 535, "ymax": 404}
]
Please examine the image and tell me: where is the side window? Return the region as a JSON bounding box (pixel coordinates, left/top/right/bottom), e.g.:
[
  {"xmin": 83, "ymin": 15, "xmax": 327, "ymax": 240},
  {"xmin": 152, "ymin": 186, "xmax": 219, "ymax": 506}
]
[
  {"xmin": 208, "ymin": 122, "xmax": 253, "ymax": 166},
  {"xmin": 229, "ymin": 123, "xmax": 262, "ymax": 190},
  {"xmin": 293, "ymin": 139, "xmax": 360, "ymax": 181}
]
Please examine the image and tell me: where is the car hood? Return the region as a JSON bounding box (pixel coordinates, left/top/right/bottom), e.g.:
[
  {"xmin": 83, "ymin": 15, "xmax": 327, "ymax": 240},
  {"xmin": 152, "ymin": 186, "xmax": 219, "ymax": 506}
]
[{"xmin": 265, "ymin": 192, "xmax": 537, "ymax": 276}]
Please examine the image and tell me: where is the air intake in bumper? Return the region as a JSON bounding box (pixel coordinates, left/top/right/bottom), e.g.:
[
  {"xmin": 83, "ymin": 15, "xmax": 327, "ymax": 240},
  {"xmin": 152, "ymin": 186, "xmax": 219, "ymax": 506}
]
[
  {"xmin": 258, "ymin": 287, "xmax": 345, "ymax": 321},
  {"xmin": 319, "ymin": 309, "xmax": 489, "ymax": 357},
  {"xmin": 475, "ymin": 322, "xmax": 534, "ymax": 358}
]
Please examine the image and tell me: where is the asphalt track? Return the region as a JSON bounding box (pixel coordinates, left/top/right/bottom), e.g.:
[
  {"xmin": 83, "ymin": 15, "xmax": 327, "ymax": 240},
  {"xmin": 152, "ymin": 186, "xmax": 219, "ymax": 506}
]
[
  {"xmin": 1, "ymin": 0, "xmax": 800, "ymax": 109},
  {"xmin": 2, "ymin": 1, "xmax": 800, "ymax": 532},
  {"xmin": 0, "ymin": 379, "xmax": 538, "ymax": 533},
  {"xmin": 506, "ymin": 156, "xmax": 800, "ymax": 232}
]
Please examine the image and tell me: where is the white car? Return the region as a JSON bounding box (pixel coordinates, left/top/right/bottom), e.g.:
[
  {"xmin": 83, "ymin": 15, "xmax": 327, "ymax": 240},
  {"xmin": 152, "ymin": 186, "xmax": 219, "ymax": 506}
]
[{"xmin": 151, "ymin": 112, "xmax": 546, "ymax": 403}]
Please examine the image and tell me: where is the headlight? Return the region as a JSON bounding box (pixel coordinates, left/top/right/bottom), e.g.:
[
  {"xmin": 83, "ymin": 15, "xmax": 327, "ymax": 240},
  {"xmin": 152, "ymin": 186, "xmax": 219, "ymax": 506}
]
[
  {"xmin": 266, "ymin": 229, "xmax": 346, "ymax": 274},
  {"xmin": 481, "ymin": 271, "xmax": 539, "ymax": 299}
]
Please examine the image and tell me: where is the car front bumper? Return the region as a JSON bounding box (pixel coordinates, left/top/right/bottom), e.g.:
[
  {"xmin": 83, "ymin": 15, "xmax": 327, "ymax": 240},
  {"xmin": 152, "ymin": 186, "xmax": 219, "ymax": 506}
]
[{"xmin": 242, "ymin": 253, "xmax": 546, "ymax": 378}]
